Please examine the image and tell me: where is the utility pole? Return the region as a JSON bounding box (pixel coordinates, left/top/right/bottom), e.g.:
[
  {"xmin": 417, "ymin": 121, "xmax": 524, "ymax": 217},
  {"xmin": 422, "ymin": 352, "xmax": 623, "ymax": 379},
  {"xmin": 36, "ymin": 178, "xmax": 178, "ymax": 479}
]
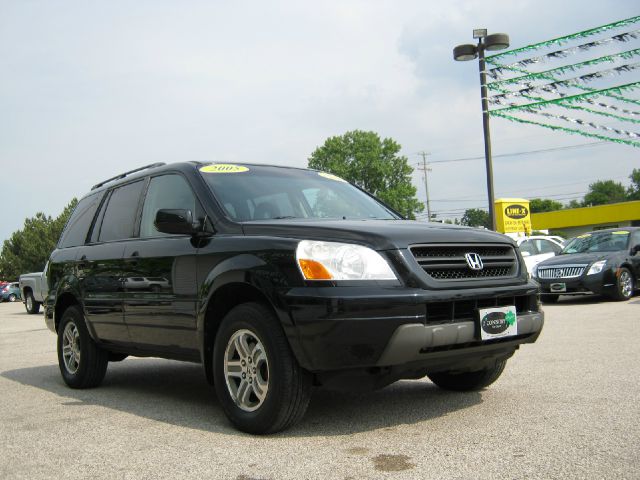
[{"xmin": 417, "ymin": 151, "xmax": 432, "ymax": 222}]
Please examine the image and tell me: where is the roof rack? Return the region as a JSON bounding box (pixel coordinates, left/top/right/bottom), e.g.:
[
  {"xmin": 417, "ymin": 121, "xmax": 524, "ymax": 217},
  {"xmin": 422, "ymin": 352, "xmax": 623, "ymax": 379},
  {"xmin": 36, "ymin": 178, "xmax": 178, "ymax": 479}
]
[{"xmin": 91, "ymin": 163, "xmax": 166, "ymax": 190}]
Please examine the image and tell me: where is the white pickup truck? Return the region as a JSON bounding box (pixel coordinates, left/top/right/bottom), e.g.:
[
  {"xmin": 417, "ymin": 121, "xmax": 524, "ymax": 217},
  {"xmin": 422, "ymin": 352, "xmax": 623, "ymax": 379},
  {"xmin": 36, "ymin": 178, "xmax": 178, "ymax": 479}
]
[{"xmin": 18, "ymin": 270, "xmax": 47, "ymax": 314}]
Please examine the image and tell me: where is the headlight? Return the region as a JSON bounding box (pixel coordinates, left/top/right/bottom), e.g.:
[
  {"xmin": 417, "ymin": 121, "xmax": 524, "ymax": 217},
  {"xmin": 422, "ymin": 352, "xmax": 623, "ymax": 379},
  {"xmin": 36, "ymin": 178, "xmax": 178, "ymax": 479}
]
[
  {"xmin": 531, "ymin": 264, "xmax": 538, "ymax": 278},
  {"xmin": 587, "ymin": 260, "xmax": 607, "ymax": 275},
  {"xmin": 296, "ymin": 240, "xmax": 397, "ymax": 280}
]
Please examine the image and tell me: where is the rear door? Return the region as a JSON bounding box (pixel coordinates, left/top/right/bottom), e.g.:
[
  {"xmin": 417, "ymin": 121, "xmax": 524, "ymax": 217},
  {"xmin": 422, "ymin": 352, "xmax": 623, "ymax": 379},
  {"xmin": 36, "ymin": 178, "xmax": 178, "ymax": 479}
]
[
  {"xmin": 121, "ymin": 173, "xmax": 200, "ymax": 356},
  {"xmin": 80, "ymin": 180, "xmax": 145, "ymax": 343}
]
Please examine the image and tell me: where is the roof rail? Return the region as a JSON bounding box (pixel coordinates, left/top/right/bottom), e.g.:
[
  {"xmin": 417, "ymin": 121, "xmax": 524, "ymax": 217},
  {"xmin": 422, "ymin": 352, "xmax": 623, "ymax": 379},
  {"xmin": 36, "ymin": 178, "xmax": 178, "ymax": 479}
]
[{"xmin": 91, "ymin": 163, "xmax": 166, "ymax": 190}]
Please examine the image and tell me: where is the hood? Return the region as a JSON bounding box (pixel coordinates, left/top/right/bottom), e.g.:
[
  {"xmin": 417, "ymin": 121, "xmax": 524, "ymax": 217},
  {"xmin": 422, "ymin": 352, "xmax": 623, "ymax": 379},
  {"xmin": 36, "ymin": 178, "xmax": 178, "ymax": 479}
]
[
  {"xmin": 241, "ymin": 219, "xmax": 513, "ymax": 250},
  {"xmin": 537, "ymin": 252, "xmax": 609, "ymax": 267}
]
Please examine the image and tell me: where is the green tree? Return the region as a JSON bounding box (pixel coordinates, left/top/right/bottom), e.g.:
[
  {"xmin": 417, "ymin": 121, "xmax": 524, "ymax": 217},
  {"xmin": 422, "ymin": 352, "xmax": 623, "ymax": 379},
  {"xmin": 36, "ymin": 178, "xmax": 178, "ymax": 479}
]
[
  {"xmin": 582, "ymin": 180, "xmax": 627, "ymax": 206},
  {"xmin": 308, "ymin": 130, "xmax": 424, "ymax": 218},
  {"xmin": 460, "ymin": 208, "xmax": 490, "ymax": 229},
  {"xmin": 529, "ymin": 198, "xmax": 563, "ymax": 213},
  {"xmin": 566, "ymin": 199, "xmax": 582, "ymax": 209},
  {"xmin": 627, "ymin": 168, "xmax": 640, "ymax": 200},
  {"xmin": 0, "ymin": 198, "xmax": 77, "ymax": 279}
]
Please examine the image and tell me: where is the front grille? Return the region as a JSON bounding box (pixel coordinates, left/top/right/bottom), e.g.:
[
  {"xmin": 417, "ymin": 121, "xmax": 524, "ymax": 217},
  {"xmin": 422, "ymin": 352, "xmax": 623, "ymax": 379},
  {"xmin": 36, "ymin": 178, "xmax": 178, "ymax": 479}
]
[
  {"xmin": 410, "ymin": 244, "xmax": 518, "ymax": 281},
  {"xmin": 426, "ymin": 294, "xmax": 536, "ymax": 326},
  {"xmin": 537, "ymin": 265, "xmax": 587, "ymax": 279}
]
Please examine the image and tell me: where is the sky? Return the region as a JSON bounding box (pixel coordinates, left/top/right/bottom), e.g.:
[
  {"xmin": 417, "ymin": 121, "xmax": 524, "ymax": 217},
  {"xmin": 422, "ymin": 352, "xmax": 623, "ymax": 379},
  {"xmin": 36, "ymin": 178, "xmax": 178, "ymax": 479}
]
[{"xmin": 1, "ymin": 0, "xmax": 639, "ymax": 242}]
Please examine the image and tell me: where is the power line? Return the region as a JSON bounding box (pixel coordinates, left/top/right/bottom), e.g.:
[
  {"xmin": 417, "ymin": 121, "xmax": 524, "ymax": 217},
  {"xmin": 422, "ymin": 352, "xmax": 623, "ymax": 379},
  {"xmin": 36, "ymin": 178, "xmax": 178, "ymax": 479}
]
[{"xmin": 412, "ymin": 141, "xmax": 605, "ymax": 166}]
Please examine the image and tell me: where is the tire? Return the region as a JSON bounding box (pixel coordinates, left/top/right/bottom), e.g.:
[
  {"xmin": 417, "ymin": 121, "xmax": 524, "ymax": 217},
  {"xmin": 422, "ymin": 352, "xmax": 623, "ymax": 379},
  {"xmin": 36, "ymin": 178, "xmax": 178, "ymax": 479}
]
[
  {"xmin": 57, "ymin": 305, "xmax": 108, "ymax": 389},
  {"xmin": 541, "ymin": 294, "xmax": 559, "ymax": 304},
  {"xmin": 24, "ymin": 292, "xmax": 41, "ymax": 314},
  {"xmin": 611, "ymin": 267, "xmax": 634, "ymax": 301},
  {"xmin": 427, "ymin": 360, "xmax": 507, "ymax": 392},
  {"xmin": 8, "ymin": 294, "xmax": 17, "ymax": 302},
  {"xmin": 213, "ymin": 302, "xmax": 312, "ymax": 434}
]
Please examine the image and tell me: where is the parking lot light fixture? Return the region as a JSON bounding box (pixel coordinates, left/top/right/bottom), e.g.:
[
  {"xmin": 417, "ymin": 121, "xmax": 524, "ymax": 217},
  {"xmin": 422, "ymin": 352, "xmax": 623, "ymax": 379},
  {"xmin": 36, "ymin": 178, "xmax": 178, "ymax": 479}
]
[{"xmin": 453, "ymin": 30, "xmax": 510, "ymax": 231}]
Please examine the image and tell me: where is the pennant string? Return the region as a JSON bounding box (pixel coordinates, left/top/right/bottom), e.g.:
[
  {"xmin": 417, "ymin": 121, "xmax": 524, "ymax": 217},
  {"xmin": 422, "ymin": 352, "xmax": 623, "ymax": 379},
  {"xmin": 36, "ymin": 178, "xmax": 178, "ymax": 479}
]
[
  {"xmin": 491, "ymin": 111, "xmax": 640, "ymax": 147},
  {"xmin": 488, "ymin": 49, "xmax": 640, "ymax": 87},
  {"xmin": 487, "ymin": 29, "xmax": 640, "ymax": 78},
  {"xmin": 486, "ymin": 16, "xmax": 640, "ymax": 63}
]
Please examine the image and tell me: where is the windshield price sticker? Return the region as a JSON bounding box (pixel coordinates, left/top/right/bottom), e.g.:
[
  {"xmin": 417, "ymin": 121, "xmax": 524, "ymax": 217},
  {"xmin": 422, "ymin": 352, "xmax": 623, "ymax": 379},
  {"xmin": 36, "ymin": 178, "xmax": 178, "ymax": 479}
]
[
  {"xmin": 478, "ymin": 306, "xmax": 517, "ymax": 341},
  {"xmin": 200, "ymin": 164, "xmax": 249, "ymax": 174}
]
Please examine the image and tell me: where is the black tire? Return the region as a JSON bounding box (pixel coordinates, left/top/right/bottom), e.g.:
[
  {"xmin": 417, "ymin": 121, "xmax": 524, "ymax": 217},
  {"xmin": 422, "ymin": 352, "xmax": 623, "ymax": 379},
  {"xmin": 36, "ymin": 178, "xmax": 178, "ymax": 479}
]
[
  {"xmin": 541, "ymin": 294, "xmax": 559, "ymax": 304},
  {"xmin": 57, "ymin": 305, "xmax": 108, "ymax": 389},
  {"xmin": 610, "ymin": 267, "xmax": 634, "ymax": 301},
  {"xmin": 8, "ymin": 293, "xmax": 17, "ymax": 302},
  {"xmin": 24, "ymin": 292, "xmax": 41, "ymax": 314},
  {"xmin": 427, "ymin": 360, "xmax": 507, "ymax": 392},
  {"xmin": 213, "ymin": 302, "xmax": 312, "ymax": 434}
]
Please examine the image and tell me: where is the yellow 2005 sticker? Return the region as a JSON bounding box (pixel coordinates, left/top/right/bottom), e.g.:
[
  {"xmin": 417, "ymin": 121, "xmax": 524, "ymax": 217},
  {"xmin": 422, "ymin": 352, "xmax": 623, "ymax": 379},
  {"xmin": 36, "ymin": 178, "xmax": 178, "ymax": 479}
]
[
  {"xmin": 200, "ymin": 164, "xmax": 249, "ymax": 173},
  {"xmin": 318, "ymin": 172, "xmax": 347, "ymax": 183}
]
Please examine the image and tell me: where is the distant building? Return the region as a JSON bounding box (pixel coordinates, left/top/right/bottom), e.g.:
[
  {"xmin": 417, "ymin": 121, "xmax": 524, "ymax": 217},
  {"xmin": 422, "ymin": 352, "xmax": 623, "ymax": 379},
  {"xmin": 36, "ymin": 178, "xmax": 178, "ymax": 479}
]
[{"xmin": 531, "ymin": 200, "xmax": 640, "ymax": 237}]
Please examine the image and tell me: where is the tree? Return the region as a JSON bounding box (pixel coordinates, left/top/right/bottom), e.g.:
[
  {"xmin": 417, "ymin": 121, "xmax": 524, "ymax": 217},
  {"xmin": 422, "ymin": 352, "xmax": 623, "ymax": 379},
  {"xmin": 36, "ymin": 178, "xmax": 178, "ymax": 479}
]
[
  {"xmin": 582, "ymin": 180, "xmax": 627, "ymax": 206},
  {"xmin": 529, "ymin": 198, "xmax": 563, "ymax": 213},
  {"xmin": 627, "ymin": 168, "xmax": 640, "ymax": 200},
  {"xmin": 0, "ymin": 199, "xmax": 77, "ymax": 279},
  {"xmin": 460, "ymin": 208, "xmax": 490, "ymax": 229},
  {"xmin": 566, "ymin": 199, "xmax": 582, "ymax": 209},
  {"xmin": 308, "ymin": 130, "xmax": 424, "ymax": 218}
]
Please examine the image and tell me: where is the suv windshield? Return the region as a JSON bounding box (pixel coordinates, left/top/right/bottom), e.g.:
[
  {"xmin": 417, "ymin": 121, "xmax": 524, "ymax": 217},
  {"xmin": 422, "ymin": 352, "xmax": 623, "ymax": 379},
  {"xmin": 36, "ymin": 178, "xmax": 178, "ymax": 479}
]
[
  {"xmin": 199, "ymin": 164, "xmax": 399, "ymax": 221},
  {"xmin": 561, "ymin": 231, "xmax": 630, "ymax": 254}
]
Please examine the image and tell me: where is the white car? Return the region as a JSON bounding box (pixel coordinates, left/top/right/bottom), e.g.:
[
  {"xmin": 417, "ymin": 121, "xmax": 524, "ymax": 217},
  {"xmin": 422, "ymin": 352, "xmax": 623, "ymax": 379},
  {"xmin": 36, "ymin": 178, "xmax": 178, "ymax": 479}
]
[{"xmin": 516, "ymin": 236, "xmax": 565, "ymax": 274}]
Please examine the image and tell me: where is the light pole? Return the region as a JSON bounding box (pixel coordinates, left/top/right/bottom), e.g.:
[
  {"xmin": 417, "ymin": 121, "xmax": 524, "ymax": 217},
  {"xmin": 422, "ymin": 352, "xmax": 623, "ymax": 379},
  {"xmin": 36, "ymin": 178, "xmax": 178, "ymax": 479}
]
[{"xmin": 453, "ymin": 30, "xmax": 510, "ymax": 230}]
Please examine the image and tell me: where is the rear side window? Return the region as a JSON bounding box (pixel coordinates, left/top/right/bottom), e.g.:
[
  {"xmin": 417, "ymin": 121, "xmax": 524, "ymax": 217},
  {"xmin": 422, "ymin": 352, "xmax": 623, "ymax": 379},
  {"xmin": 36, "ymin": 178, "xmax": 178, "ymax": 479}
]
[
  {"xmin": 58, "ymin": 193, "xmax": 102, "ymax": 248},
  {"xmin": 98, "ymin": 181, "xmax": 145, "ymax": 242}
]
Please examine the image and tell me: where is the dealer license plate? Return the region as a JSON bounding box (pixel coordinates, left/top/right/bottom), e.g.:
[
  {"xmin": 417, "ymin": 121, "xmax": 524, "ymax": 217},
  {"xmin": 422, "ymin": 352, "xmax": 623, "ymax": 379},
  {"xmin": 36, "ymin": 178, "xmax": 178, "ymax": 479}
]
[
  {"xmin": 478, "ymin": 306, "xmax": 518, "ymax": 341},
  {"xmin": 550, "ymin": 283, "xmax": 566, "ymax": 292}
]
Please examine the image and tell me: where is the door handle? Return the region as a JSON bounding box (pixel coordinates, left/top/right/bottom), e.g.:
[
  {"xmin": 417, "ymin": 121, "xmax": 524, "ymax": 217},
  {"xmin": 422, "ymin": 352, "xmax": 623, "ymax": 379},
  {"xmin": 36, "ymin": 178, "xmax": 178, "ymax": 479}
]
[{"xmin": 78, "ymin": 255, "xmax": 88, "ymax": 269}]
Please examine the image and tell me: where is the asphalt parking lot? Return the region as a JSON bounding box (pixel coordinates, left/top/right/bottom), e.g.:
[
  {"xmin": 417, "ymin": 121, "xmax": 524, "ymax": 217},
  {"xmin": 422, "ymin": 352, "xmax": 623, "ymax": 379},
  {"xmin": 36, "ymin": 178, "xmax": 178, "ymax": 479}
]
[{"xmin": 1, "ymin": 298, "xmax": 639, "ymax": 480}]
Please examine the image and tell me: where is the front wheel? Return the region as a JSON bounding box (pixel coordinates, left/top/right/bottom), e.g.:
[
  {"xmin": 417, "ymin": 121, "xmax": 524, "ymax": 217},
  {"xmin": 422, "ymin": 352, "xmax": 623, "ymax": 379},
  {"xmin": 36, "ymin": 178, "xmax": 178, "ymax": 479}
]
[
  {"xmin": 213, "ymin": 302, "xmax": 312, "ymax": 434},
  {"xmin": 8, "ymin": 293, "xmax": 17, "ymax": 302},
  {"xmin": 427, "ymin": 360, "xmax": 507, "ymax": 391},
  {"xmin": 24, "ymin": 292, "xmax": 41, "ymax": 314},
  {"xmin": 57, "ymin": 305, "xmax": 108, "ymax": 388},
  {"xmin": 611, "ymin": 267, "xmax": 634, "ymax": 301}
]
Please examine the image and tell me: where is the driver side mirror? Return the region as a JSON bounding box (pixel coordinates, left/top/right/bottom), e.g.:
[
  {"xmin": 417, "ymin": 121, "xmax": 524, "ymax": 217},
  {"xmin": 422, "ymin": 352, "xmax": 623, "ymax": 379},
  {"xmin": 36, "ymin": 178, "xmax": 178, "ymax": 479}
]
[
  {"xmin": 631, "ymin": 244, "xmax": 640, "ymax": 256},
  {"xmin": 154, "ymin": 209, "xmax": 197, "ymax": 235}
]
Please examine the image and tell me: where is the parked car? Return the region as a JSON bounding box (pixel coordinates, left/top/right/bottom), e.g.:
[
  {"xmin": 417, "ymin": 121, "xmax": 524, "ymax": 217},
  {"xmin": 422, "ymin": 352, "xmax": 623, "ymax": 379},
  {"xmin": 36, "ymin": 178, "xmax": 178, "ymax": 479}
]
[
  {"xmin": 532, "ymin": 227, "xmax": 640, "ymax": 302},
  {"xmin": 1, "ymin": 282, "xmax": 21, "ymax": 302},
  {"xmin": 516, "ymin": 236, "xmax": 564, "ymax": 274},
  {"xmin": 19, "ymin": 270, "xmax": 47, "ymax": 314},
  {"xmin": 44, "ymin": 162, "xmax": 543, "ymax": 434}
]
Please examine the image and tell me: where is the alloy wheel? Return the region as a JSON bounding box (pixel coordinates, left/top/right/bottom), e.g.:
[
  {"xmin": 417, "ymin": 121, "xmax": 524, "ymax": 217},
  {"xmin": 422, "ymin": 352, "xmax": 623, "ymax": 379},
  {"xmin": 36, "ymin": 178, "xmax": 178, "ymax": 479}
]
[
  {"xmin": 620, "ymin": 270, "xmax": 633, "ymax": 298},
  {"xmin": 223, "ymin": 329, "xmax": 269, "ymax": 412},
  {"xmin": 62, "ymin": 322, "xmax": 81, "ymax": 374}
]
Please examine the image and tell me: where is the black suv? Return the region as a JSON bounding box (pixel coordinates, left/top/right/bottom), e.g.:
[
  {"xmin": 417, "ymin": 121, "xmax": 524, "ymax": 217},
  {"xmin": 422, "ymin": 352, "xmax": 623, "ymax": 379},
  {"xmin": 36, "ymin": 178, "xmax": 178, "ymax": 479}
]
[{"xmin": 45, "ymin": 162, "xmax": 543, "ymax": 433}]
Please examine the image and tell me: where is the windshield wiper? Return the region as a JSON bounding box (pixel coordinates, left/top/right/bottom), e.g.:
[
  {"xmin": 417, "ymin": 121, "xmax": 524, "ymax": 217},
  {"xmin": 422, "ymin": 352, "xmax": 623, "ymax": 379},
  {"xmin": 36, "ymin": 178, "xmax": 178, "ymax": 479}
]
[{"xmin": 272, "ymin": 216, "xmax": 298, "ymax": 220}]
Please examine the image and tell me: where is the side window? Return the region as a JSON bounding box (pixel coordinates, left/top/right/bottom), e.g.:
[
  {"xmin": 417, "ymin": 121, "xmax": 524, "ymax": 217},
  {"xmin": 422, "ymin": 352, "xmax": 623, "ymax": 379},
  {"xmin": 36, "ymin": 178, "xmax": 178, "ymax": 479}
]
[
  {"xmin": 58, "ymin": 193, "xmax": 102, "ymax": 248},
  {"xmin": 519, "ymin": 240, "xmax": 537, "ymax": 256},
  {"xmin": 632, "ymin": 231, "xmax": 640, "ymax": 247},
  {"xmin": 140, "ymin": 175, "xmax": 196, "ymax": 237},
  {"xmin": 98, "ymin": 181, "xmax": 145, "ymax": 242},
  {"xmin": 537, "ymin": 239, "xmax": 560, "ymax": 254}
]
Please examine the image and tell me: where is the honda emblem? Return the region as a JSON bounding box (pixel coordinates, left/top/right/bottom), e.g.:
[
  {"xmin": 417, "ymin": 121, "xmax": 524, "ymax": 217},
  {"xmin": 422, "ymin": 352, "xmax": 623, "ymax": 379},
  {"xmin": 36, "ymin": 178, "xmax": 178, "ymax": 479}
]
[{"xmin": 464, "ymin": 253, "xmax": 484, "ymax": 271}]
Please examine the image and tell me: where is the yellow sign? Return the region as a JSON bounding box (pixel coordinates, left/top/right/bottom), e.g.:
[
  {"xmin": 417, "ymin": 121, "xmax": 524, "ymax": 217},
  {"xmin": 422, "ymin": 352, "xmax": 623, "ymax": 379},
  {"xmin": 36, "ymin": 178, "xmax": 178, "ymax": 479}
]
[
  {"xmin": 495, "ymin": 198, "xmax": 532, "ymax": 234},
  {"xmin": 318, "ymin": 172, "xmax": 347, "ymax": 182},
  {"xmin": 200, "ymin": 164, "xmax": 249, "ymax": 173}
]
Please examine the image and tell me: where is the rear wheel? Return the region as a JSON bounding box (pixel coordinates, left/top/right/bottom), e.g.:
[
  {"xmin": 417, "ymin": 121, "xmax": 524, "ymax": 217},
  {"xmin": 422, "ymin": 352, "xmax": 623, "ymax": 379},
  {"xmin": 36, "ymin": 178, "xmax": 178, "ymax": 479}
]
[
  {"xmin": 57, "ymin": 305, "xmax": 108, "ymax": 388},
  {"xmin": 427, "ymin": 360, "xmax": 507, "ymax": 391},
  {"xmin": 611, "ymin": 267, "xmax": 634, "ymax": 301},
  {"xmin": 213, "ymin": 302, "xmax": 312, "ymax": 434},
  {"xmin": 8, "ymin": 293, "xmax": 17, "ymax": 302},
  {"xmin": 24, "ymin": 292, "xmax": 41, "ymax": 314}
]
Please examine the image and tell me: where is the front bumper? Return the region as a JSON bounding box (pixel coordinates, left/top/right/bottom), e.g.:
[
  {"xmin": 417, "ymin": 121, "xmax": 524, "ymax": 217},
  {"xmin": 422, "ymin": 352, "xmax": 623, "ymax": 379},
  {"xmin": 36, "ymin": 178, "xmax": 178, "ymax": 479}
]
[
  {"xmin": 283, "ymin": 282, "xmax": 543, "ymax": 372},
  {"xmin": 535, "ymin": 269, "xmax": 616, "ymax": 296}
]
